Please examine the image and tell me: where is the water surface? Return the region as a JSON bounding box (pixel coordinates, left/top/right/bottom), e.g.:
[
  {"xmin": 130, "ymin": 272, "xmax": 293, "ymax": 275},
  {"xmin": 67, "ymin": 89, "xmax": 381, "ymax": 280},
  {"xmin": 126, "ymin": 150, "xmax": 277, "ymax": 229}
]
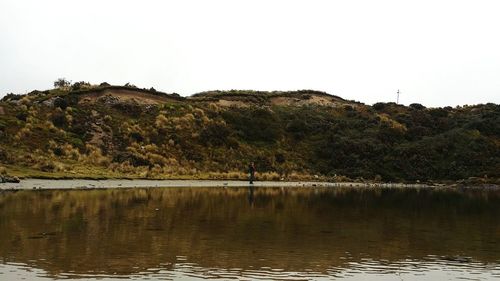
[{"xmin": 0, "ymin": 186, "xmax": 499, "ymax": 280}]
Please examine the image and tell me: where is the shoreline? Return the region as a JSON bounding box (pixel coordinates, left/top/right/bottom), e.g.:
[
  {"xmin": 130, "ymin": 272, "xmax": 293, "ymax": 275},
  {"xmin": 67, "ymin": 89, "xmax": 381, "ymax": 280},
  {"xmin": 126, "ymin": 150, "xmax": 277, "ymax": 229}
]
[{"xmin": 1, "ymin": 179, "xmax": 498, "ymax": 191}]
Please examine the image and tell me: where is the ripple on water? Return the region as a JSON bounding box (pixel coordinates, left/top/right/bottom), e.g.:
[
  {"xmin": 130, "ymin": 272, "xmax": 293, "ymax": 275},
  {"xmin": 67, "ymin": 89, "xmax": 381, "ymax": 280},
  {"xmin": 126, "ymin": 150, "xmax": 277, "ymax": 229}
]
[{"xmin": 1, "ymin": 257, "xmax": 500, "ymax": 281}]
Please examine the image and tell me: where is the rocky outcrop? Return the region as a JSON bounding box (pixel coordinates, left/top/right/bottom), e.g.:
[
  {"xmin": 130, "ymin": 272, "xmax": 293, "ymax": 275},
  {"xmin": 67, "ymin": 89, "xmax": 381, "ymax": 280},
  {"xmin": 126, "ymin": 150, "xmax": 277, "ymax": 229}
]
[{"xmin": 0, "ymin": 175, "xmax": 20, "ymax": 183}]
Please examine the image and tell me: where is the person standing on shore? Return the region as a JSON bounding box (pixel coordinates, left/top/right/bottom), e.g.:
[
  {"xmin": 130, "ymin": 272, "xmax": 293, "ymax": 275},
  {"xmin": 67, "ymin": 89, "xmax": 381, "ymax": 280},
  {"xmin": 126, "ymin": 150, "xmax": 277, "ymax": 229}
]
[{"xmin": 248, "ymin": 162, "xmax": 255, "ymax": 184}]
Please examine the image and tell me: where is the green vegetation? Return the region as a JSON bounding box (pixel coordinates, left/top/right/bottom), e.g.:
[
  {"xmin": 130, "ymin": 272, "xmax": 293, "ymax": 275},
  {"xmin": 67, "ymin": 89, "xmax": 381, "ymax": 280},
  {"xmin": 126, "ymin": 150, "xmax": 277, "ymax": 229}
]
[{"xmin": 0, "ymin": 82, "xmax": 498, "ymax": 183}]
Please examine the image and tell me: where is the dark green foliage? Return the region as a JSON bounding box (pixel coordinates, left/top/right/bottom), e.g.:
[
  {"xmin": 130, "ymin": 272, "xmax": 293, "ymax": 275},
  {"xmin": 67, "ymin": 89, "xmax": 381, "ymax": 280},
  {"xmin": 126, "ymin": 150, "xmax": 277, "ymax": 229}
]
[
  {"xmin": 1, "ymin": 93, "xmax": 22, "ymax": 102},
  {"xmin": 377, "ymin": 123, "xmax": 405, "ymax": 144},
  {"xmin": 222, "ymin": 108, "xmax": 283, "ymax": 143},
  {"xmin": 71, "ymin": 81, "xmax": 91, "ymax": 91},
  {"xmin": 53, "ymin": 147, "xmax": 64, "ymax": 156},
  {"xmin": 386, "ymin": 129, "xmax": 500, "ymax": 180},
  {"xmin": 16, "ymin": 111, "xmax": 28, "ymax": 122},
  {"xmin": 0, "ymin": 148, "xmax": 8, "ymax": 161},
  {"xmin": 372, "ymin": 102, "xmax": 386, "ymax": 111},
  {"xmin": 129, "ymin": 132, "xmax": 144, "ymax": 142},
  {"xmin": 54, "ymin": 78, "xmax": 71, "ymax": 88},
  {"xmin": 410, "ymin": 103, "xmax": 426, "ymax": 110},
  {"xmin": 200, "ymin": 123, "xmax": 231, "ymax": 146},
  {"xmin": 285, "ymin": 118, "xmax": 308, "ymax": 140},
  {"xmin": 275, "ymin": 153, "xmax": 285, "ymax": 164},
  {"xmin": 53, "ymin": 97, "xmax": 68, "ymax": 109},
  {"xmin": 51, "ymin": 112, "xmax": 67, "ymax": 128}
]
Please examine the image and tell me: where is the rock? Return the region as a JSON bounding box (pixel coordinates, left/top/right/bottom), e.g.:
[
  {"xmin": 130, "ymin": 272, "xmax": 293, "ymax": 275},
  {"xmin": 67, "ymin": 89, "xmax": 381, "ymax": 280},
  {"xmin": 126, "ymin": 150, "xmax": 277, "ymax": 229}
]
[
  {"xmin": 8, "ymin": 99, "xmax": 21, "ymax": 105},
  {"xmin": 97, "ymin": 94, "xmax": 120, "ymax": 105},
  {"xmin": 41, "ymin": 97, "xmax": 57, "ymax": 107},
  {"xmin": 2, "ymin": 176, "xmax": 20, "ymax": 183}
]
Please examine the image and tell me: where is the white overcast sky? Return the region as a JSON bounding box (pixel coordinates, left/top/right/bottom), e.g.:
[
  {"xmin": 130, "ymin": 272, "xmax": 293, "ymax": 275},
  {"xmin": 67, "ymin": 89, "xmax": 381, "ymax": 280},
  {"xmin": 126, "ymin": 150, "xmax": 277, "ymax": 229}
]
[{"xmin": 1, "ymin": 0, "xmax": 499, "ymax": 107}]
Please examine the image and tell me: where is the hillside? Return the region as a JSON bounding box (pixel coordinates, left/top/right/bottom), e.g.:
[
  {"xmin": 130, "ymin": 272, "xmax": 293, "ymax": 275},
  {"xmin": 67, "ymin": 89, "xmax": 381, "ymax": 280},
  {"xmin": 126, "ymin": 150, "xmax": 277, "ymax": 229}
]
[{"xmin": 0, "ymin": 83, "xmax": 499, "ymax": 183}]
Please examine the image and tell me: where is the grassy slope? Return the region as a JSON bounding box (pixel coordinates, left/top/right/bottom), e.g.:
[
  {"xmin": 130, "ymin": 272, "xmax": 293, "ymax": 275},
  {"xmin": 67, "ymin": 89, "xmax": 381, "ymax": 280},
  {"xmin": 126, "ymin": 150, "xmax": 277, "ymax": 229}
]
[{"xmin": 0, "ymin": 85, "xmax": 499, "ymax": 183}]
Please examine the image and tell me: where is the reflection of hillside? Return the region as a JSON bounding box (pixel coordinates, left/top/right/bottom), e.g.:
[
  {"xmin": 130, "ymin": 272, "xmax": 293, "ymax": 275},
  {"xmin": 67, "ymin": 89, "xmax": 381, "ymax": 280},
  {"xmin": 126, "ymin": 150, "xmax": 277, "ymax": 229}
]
[{"xmin": 0, "ymin": 187, "xmax": 499, "ymax": 277}]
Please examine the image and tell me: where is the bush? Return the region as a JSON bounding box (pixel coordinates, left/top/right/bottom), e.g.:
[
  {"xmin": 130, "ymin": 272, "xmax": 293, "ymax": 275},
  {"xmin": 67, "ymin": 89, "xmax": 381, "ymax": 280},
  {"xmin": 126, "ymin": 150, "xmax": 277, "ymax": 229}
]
[
  {"xmin": 410, "ymin": 103, "xmax": 426, "ymax": 110},
  {"xmin": 0, "ymin": 148, "xmax": 9, "ymax": 162},
  {"xmin": 53, "ymin": 97, "xmax": 68, "ymax": 110},
  {"xmin": 114, "ymin": 151, "xmax": 150, "ymax": 167},
  {"xmin": 112, "ymin": 102, "xmax": 142, "ymax": 117},
  {"xmin": 275, "ymin": 153, "xmax": 285, "ymax": 164},
  {"xmin": 38, "ymin": 159, "xmax": 57, "ymax": 172},
  {"xmin": 71, "ymin": 81, "xmax": 91, "ymax": 91},
  {"xmin": 155, "ymin": 114, "xmax": 169, "ymax": 128},
  {"xmin": 200, "ymin": 123, "xmax": 230, "ymax": 146},
  {"xmin": 1, "ymin": 93, "xmax": 22, "ymax": 102},
  {"xmin": 84, "ymin": 145, "xmax": 111, "ymax": 167},
  {"xmin": 53, "ymin": 147, "xmax": 64, "ymax": 156},
  {"xmin": 16, "ymin": 111, "xmax": 28, "ymax": 122},
  {"xmin": 222, "ymin": 108, "xmax": 282, "ymax": 142},
  {"xmin": 130, "ymin": 131, "xmax": 144, "ymax": 142},
  {"xmin": 372, "ymin": 102, "xmax": 386, "ymax": 111},
  {"xmin": 285, "ymin": 119, "xmax": 307, "ymax": 140},
  {"xmin": 51, "ymin": 112, "xmax": 67, "ymax": 128}
]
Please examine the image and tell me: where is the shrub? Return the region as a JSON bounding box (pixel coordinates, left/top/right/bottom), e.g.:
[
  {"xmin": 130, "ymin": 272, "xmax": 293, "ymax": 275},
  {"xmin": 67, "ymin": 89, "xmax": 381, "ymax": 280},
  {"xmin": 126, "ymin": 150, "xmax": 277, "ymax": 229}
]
[
  {"xmin": 71, "ymin": 81, "xmax": 91, "ymax": 91},
  {"xmin": 372, "ymin": 102, "xmax": 386, "ymax": 111},
  {"xmin": 62, "ymin": 144, "xmax": 81, "ymax": 159},
  {"xmin": 222, "ymin": 108, "xmax": 282, "ymax": 142},
  {"xmin": 53, "ymin": 97, "xmax": 68, "ymax": 110},
  {"xmin": 260, "ymin": 172, "xmax": 280, "ymax": 181},
  {"xmin": 112, "ymin": 102, "xmax": 142, "ymax": 117},
  {"xmin": 44, "ymin": 121, "xmax": 58, "ymax": 132},
  {"xmin": 130, "ymin": 131, "xmax": 144, "ymax": 142},
  {"xmin": 51, "ymin": 112, "xmax": 67, "ymax": 127},
  {"xmin": 200, "ymin": 122, "xmax": 230, "ymax": 146},
  {"xmin": 0, "ymin": 148, "xmax": 9, "ymax": 162},
  {"xmin": 16, "ymin": 111, "xmax": 28, "ymax": 122},
  {"xmin": 1, "ymin": 93, "xmax": 22, "ymax": 102},
  {"xmin": 54, "ymin": 78, "xmax": 71, "ymax": 89},
  {"xmin": 84, "ymin": 144, "xmax": 111, "ymax": 167},
  {"xmin": 37, "ymin": 159, "xmax": 57, "ymax": 172},
  {"xmin": 275, "ymin": 153, "xmax": 285, "ymax": 164},
  {"xmin": 155, "ymin": 114, "xmax": 169, "ymax": 128},
  {"xmin": 53, "ymin": 147, "xmax": 64, "ymax": 156},
  {"xmin": 410, "ymin": 103, "xmax": 426, "ymax": 110}
]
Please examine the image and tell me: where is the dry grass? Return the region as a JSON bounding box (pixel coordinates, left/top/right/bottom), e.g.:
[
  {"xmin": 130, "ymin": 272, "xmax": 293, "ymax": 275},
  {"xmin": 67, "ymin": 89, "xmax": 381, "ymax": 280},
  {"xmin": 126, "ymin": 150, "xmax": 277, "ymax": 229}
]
[
  {"xmin": 0, "ymin": 166, "xmax": 7, "ymax": 176},
  {"xmin": 82, "ymin": 144, "xmax": 111, "ymax": 167},
  {"xmin": 155, "ymin": 114, "xmax": 169, "ymax": 128}
]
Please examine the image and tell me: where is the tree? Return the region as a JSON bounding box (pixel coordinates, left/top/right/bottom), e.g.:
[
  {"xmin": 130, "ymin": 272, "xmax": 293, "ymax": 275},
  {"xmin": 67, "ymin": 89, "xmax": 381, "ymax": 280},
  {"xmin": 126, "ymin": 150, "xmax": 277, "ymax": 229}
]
[{"xmin": 54, "ymin": 78, "xmax": 71, "ymax": 89}]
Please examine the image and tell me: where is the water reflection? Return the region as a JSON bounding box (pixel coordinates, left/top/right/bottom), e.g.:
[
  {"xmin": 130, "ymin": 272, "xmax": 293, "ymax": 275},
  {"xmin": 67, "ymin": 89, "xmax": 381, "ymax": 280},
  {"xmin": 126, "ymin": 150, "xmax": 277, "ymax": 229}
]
[
  {"xmin": 248, "ymin": 185, "xmax": 255, "ymax": 207},
  {"xmin": 0, "ymin": 187, "xmax": 499, "ymax": 280}
]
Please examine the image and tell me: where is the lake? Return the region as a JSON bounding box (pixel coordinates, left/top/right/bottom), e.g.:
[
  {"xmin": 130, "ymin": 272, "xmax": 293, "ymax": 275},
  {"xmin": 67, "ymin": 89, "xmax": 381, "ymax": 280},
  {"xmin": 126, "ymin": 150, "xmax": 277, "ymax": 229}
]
[{"xmin": 0, "ymin": 186, "xmax": 499, "ymax": 280}]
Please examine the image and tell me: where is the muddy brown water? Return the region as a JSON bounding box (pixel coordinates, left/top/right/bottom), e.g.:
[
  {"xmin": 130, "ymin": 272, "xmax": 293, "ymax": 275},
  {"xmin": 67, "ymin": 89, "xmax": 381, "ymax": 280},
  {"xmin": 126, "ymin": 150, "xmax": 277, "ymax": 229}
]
[{"xmin": 0, "ymin": 186, "xmax": 499, "ymax": 280}]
